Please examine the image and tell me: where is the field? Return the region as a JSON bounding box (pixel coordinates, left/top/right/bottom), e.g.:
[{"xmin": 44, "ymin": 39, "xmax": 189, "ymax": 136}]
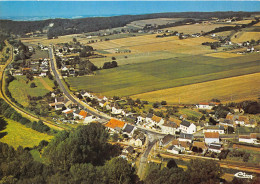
[
  {"xmin": 131, "ymin": 72, "xmax": 260, "ymax": 104},
  {"xmin": 162, "ymin": 23, "xmax": 236, "ymax": 34},
  {"xmin": 0, "ymin": 117, "xmax": 53, "ymax": 149},
  {"xmin": 232, "ymin": 32, "xmax": 260, "ymax": 43},
  {"xmin": 66, "ymin": 53, "xmax": 260, "ymax": 99},
  {"xmin": 8, "ymin": 76, "xmax": 54, "ymax": 107}
]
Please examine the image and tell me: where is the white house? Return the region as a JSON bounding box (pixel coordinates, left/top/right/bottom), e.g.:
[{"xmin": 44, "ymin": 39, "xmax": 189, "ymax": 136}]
[
  {"xmin": 161, "ymin": 121, "xmax": 178, "ymax": 135},
  {"xmin": 111, "ymin": 107, "xmax": 123, "ymax": 115},
  {"xmin": 204, "ymin": 132, "xmax": 219, "ymax": 144},
  {"xmin": 196, "ymin": 102, "xmax": 219, "ymax": 110},
  {"xmin": 203, "ymin": 125, "xmax": 225, "ymax": 134},
  {"xmin": 167, "ymin": 145, "xmax": 181, "ymax": 154},
  {"xmin": 179, "ymin": 121, "xmax": 196, "ymax": 134},
  {"xmin": 179, "ymin": 133, "xmax": 193, "ymax": 143},
  {"xmin": 83, "ymin": 115, "xmax": 99, "ymax": 124},
  {"xmin": 239, "ymin": 133, "xmax": 258, "ymax": 144},
  {"xmin": 208, "ymin": 143, "xmax": 222, "ymax": 153},
  {"xmin": 123, "ymin": 124, "xmax": 136, "ymax": 137}
]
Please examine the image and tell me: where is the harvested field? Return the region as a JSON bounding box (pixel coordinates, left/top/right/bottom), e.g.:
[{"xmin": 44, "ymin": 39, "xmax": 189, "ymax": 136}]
[
  {"xmin": 131, "ymin": 73, "xmax": 260, "ymax": 104},
  {"xmin": 205, "ymin": 52, "xmax": 242, "ymax": 58},
  {"xmin": 163, "ymin": 23, "xmax": 236, "ymax": 34},
  {"xmin": 232, "ymin": 32, "xmax": 260, "ymax": 43}
]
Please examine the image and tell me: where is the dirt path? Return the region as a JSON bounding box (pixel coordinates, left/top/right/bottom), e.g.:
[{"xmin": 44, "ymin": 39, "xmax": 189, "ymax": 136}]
[{"xmin": 38, "ymin": 78, "xmax": 53, "ymax": 91}]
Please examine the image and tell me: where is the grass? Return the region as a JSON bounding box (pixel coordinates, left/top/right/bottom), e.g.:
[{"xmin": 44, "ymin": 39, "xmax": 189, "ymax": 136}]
[
  {"xmin": 31, "ymin": 48, "xmax": 49, "ymax": 59},
  {"xmin": 132, "ymin": 72, "xmax": 260, "ymax": 104},
  {"xmin": 8, "ymin": 76, "xmax": 54, "ymax": 107},
  {"xmin": 30, "ymin": 149, "xmax": 46, "ymax": 163},
  {"xmin": 178, "ymin": 109, "xmax": 202, "ymax": 119},
  {"xmin": 0, "ymin": 117, "xmax": 53, "ymax": 149},
  {"xmin": 66, "ymin": 53, "xmax": 260, "ymax": 98}
]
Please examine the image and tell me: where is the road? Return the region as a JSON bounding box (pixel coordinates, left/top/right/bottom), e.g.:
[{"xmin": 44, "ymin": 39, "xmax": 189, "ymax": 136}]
[
  {"xmin": 0, "ymin": 41, "xmax": 65, "ymax": 130},
  {"xmin": 137, "ymin": 140, "xmax": 157, "ymax": 180},
  {"xmin": 49, "ymin": 47, "xmax": 111, "ymax": 120}
]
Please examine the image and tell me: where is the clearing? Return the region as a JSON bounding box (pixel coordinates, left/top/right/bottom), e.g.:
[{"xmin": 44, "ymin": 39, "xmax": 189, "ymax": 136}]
[
  {"xmin": 131, "ymin": 72, "xmax": 260, "ymax": 104},
  {"xmin": 0, "ymin": 117, "xmax": 53, "ymax": 149}
]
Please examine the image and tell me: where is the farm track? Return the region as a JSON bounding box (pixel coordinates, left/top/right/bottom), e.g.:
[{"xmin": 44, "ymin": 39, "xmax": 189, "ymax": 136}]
[{"xmin": 0, "ymin": 41, "xmax": 65, "ymax": 131}]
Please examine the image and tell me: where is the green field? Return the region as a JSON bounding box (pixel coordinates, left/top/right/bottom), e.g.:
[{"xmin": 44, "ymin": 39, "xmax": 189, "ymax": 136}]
[
  {"xmin": 8, "ymin": 76, "xmax": 54, "ymax": 107},
  {"xmin": 66, "ymin": 53, "xmax": 260, "ymax": 97},
  {"xmin": 0, "ymin": 117, "xmax": 53, "ymax": 149}
]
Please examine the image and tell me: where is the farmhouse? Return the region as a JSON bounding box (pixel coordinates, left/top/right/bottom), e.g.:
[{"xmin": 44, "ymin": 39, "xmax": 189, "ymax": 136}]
[
  {"xmin": 179, "ymin": 120, "xmax": 196, "ymax": 134},
  {"xmin": 239, "ymin": 133, "xmax": 259, "ymax": 144},
  {"xmin": 203, "ymin": 125, "xmax": 225, "ymax": 134},
  {"xmin": 196, "ymin": 102, "xmax": 219, "ymax": 110},
  {"xmin": 204, "ymin": 132, "xmax": 220, "ymax": 144},
  {"xmin": 161, "ymin": 121, "xmax": 178, "ymax": 135}
]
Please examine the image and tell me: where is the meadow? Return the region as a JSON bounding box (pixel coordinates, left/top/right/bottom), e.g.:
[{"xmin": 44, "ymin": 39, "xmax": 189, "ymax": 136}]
[
  {"xmin": 66, "ymin": 53, "xmax": 260, "ymax": 99},
  {"xmin": 0, "ymin": 117, "xmax": 53, "ymax": 149},
  {"xmin": 131, "ymin": 72, "xmax": 260, "ymax": 104},
  {"xmin": 8, "ymin": 76, "xmax": 54, "ymax": 107}
]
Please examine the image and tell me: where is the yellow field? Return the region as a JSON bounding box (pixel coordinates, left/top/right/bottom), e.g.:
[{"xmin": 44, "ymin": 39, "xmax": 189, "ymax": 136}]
[
  {"xmin": 131, "ymin": 73, "xmax": 260, "ymax": 104},
  {"xmin": 205, "ymin": 52, "xmax": 242, "ymax": 58},
  {"xmin": 0, "ymin": 118, "xmax": 53, "ymax": 149},
  {"xmin": 232, "ymin": 32, "xmax": 260, "ymax": 43},
  {"xmin": 163, "ymin": 23, "xmax": 235, "ymax": 34},
  {"xmin": 231, "ymin": 19, "xmax": 254, "ymax": 25},
  {"xmin": 253, "ymin": 22, "xmax": 260, "ymax": 27}
]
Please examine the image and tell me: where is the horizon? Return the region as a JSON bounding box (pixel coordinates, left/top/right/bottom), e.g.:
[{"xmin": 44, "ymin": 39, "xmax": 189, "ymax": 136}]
[{"xmin": 0, "ymin": 1, "xmax": 260, "ymax": 21}]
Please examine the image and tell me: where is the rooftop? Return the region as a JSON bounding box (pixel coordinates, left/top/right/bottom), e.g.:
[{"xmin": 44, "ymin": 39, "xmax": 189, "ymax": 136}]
[
  {"xmin": 105, "ymin": 119, "xmax": 125, "ymax": 129},
  {"xmin": 204, "ymin": 132, "xmax": 219, "ymax": 138}
]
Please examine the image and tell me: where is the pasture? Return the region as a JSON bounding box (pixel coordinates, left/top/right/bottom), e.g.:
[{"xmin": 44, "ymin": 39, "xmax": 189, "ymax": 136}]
[
  {"xmin": 0, "ymin": 117, "xmax": 53, "ymax": 149},
  {"xmin": 232, "ymin": 32, "xmax": 260, "ymax": 43},
  {"xmin": 66, "ymin": 53, "xmax": 260, "ymax": 98},
  {"xmin": 8, "ymin": 76, "xmax": 54, "ymax": 107},
  {"xmin": 131, "ymin": 72, "xmax": 260, "ymax": 104}
]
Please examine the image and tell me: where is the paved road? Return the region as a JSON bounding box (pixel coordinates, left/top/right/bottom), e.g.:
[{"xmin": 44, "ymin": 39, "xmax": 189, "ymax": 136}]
[{"xmin": 49, "ymin": 48, "xmax": 110, "ymax": 120}]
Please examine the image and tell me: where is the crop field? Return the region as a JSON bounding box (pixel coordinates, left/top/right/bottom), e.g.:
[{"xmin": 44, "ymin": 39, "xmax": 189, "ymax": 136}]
[
  {"xmin": 131, "ymin": 72, "xmax": 260, "ymax": 104},
  {"xmin": 162, "ymin": 23, "xmax": 236, "ymax": 34},
  {"xmin": 127, "ymin": 18, "xmax": 184, "ymax": 28},
  {"xmin": 66, "ymin": 53, "xmax": 260, "ymax": 98},
  {"xmin": 204, "ymin": 52, "xmax": 242, "ymax": 58},
  {"xmin": 0, "ymin": 117, "xmax": 53, "ymax": 149},
  {"xmin": 232, "ymin": 32, "xmax": 260, "ymax": 43},
  {"xmin": 8, "ymin": 76, "xmax": 54, "ymax": 107}
]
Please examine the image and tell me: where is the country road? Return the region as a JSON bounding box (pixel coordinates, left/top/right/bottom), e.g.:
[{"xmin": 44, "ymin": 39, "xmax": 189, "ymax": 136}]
[{"xmin": 49, "ymin": 47, "xmax": 111, "ymax": 120}]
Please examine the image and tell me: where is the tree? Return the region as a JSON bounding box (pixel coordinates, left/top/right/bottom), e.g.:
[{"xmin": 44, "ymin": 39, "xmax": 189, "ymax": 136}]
[
  {"xmin": 30, "ymin": 82, "xmax": 36, "ymax": 88},
  {"xmin": 153, "ymin": 102, "xmax": 159, "ymax": 108},
  {"xmin": 186, "ymin": 159, "xmax": 222, "ymax": 184},
  {"xmin": 112, "ymin": 56, "xmax": 116, "ymax": 60},
  {"xmin": 73, "ymin": 37, "xmax": 77, "ymax": 42},
  {"xmin": 161, "ymin": 101, "xmax": 167, "ymax": 105},
  {"xmin": 167, "ymin": 159, "xmax": 178, "ymax": 169}
]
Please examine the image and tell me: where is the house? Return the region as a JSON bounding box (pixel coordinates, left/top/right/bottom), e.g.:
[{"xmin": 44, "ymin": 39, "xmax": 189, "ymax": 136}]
[
  {"xmin": 204, "ymin": 132, "xmax": 220, "ymax": 144},
  {"xmin": 161, "ymin": 121, "xmax": 178, "ymax": 135},
  {"xmin": 159, "ymin": 134, "xmax": 175, "ymax": 147},
  {"xmin": 225, "ymin": 114, "xmax": 249, "ymax": 127},
  {"xmin": 203, "ymin": 125, "xmax": 225, "ymax": 134},
  {"xmin": 123, "ymin": 124, "xmax": 136, "ymax": 137},
  {"xmin": 62, "ymin": 109, "xmax": 74, "ymax": 116},
  {"xmin": 239, "ymin": 133, "xmax": 258, "ymax": 144},
  {"xmin": 219, "ymin": 119, "xmax": 234, "ymax": 127},
  {"xmin": 167, "ymin": 145, "xmax": 181, "ymax": 154},
  {"xmin": 171, "ymin": 139, "xmax": 188, "ymax": 152},
  {"xmin": 123, "ymin": 146, "xmax": 134, "ymax": 154},
  {"xmin": 152, "ymin": 115, "xmax": 164, "ymax": 125},
  {"xmin": 105, "ymin": 119, "xmax": 126, "ymax": 133},
  {"xmin": 208, "ymin": 143, "xmax": 222, "ymax": 153},
  {"xmin": 136, "ymin": 115, "xmax": 145, "ymax": 125},
  {"xmin": 111, "ymin": 107, "xmax": 123, "ymax": 115},
  {"xmin": 73, "ymin": 110, "xmax": 88, "ymax": 120},
  {"xmin": 99, "ymin": 100, "xmax": 106, "ymax": 108},
  {"xmin": 145, "ymin": 113, "xmax": 154, "ymax": 124},
  {"xmin": 196, "ymin": 102, "xmax": 219, "ymax": 110},
  {"xmin": 134, "ymin": 138, "xmax": 143, "ymax": 147},
  {"xmin": 83, "ymin": 115, "xmax": 99, "ymax": 124},
  {"xmin": 179, "ymin": 120, "xmax": 196, "ymax": 134},
  {"xmin": 55, "ymin": 104, "xmax": 64, "ymax": 111},
  {"xmin": 179, "ymin": 133, "xmax": 193, "ymax": 143}
]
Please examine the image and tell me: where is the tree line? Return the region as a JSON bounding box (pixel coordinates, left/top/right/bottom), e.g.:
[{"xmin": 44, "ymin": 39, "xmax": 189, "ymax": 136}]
[{"xmin": 0, "ymin": 12, "xmax": 254, "ymax": 37}]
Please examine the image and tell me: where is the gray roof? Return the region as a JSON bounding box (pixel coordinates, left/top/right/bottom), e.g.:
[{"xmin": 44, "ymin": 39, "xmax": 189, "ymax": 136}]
[
  {"xmin": 205, "ymin": 125, "xmax": 224, "ymax": 130},
  {"xmin": 180, "ymin": 133, "xmax": 193, "ymax": 140},
  {"xmin": 161, "ymin": 134, "xmax": 175, "ymax": 145},
  {"xmin": 208, "ymin": 144, "xmax": 222, "ymax": 150},
  {"xmin": 123, "ymin": 124, "xmax": 135, "ymax": 134},
  {"xmin": 126, "ymin": 146, "xmax": 134, "ymax": 153},
  {"xmin": 147, "ymin": 113, "xmax": 153, "ymax": 118},
  {"xmin": 181, "ymin": 120, "xmax": 191, "ymax": 127}
]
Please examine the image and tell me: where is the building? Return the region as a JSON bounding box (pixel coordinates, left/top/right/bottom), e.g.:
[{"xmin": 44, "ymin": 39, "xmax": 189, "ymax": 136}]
[
  {"xmin": 105, "ymin": 119, "xmax": 126, "ymax": 133},
  {"xmin": 123, "ymin": 124, "xmax": 136, "ymax": 137},
  {"xmin": 179, "ymin": 120, "xmax": 196, "ymax": 134},
  {"xmin": 208, "ymin": 143, "xmax": 222, "ymax": 153},
  {"xmin": 203, "ymin": 125, "xmax": 225, "ymax": 134},
  {"xmin": 161, "ymin": 121, "xmax": 178, "ymax": 135},
  {"xmin": 167, "ymin": 145, "xmax": 181, "ymax": 154},
  {"xmin": 239, "ymin": 133, "xmax": 258, "ymax": 144},
  {"xmin": 204, "ymin": 132, "xmax": 220, "ymax": 144},
  {"xmin": 196, "ymin": 102, "xmax": 219, "ymax": 110},
  {"xmin": 179, "ymin": 133, "xmax": 193, "ymax": 143}
]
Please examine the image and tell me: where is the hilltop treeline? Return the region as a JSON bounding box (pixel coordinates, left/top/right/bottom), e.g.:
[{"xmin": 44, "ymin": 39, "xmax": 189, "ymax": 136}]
[{"xmin": 0, "ymin": 11, "xmax": 255, "ymax": 37}]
